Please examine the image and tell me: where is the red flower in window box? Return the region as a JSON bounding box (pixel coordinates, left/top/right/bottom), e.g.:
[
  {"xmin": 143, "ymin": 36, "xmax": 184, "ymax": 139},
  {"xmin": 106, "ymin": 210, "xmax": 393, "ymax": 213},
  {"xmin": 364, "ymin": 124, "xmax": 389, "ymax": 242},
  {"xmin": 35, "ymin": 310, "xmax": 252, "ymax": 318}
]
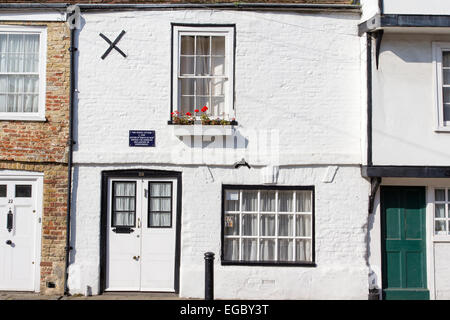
[
  {"xmin": 201, "ymin": 106, "xmax": 208, "ymax": 112},
  {"xmin": 194, "ymin": 109, "xmax": 199, "ymax": 113},
  {"xmin": 186, "ymin": 112, "xmax": 192, "ymax": 116}
]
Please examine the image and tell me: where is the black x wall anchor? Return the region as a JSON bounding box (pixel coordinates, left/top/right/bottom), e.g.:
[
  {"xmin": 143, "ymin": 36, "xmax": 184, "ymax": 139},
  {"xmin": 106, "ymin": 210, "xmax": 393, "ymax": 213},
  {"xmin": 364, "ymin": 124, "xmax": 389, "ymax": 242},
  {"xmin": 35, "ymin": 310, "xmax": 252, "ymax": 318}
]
[{"xmin": 99, "ymin": 30, "xmax": 127, "ymax": 60}]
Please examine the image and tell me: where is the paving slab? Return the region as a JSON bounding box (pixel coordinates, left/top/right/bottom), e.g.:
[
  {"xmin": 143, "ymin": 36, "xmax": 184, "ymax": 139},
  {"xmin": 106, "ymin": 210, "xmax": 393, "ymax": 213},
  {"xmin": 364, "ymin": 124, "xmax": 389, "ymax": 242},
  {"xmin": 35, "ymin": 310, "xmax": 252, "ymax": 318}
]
[{"xmin": 0, "ymin": 291, "xmax": 198, "ymax": 300}]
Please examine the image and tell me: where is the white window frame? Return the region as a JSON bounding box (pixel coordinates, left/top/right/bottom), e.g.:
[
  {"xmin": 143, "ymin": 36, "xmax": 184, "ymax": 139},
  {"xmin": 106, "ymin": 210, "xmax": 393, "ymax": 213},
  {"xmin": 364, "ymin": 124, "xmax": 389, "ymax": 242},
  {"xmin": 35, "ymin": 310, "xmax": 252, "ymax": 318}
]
[
  {"xmin": 0, "ymin": 25, "xmax": 47, "ymax": 122},
  {"xmin": 432, "ymin": 187, "xmax": 450, "ymax": 241},
  {"xmin": 222, "ymin": 187, "xmax": 314, "ymax": 265},
  {"xmin": 172, "ymin": 25, "xmax": 234, "ymax": 119},
  {"xmin": 432, "ymin": 42, "xmax": 450, "ymax": 131}
]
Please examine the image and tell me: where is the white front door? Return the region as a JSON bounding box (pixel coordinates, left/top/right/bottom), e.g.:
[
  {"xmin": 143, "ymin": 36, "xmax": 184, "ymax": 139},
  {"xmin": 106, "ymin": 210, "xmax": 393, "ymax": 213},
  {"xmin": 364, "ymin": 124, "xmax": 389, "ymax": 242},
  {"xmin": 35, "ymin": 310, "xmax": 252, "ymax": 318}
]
[
  {"xmin": 0, "ymin": 179, "xmax": 39, "ymax": 291},
  {"xmin": 106, "ymin": 178, "xmax": 177, "ymax": 292}
]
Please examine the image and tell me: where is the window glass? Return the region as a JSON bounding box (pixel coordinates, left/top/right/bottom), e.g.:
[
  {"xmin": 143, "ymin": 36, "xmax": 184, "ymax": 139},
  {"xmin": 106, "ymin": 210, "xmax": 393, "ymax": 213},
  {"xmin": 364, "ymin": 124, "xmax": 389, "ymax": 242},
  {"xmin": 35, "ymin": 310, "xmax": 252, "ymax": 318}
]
[
  {"xmin": 148, "ymin": 182, "xmax": 172, "ymax": 227},
  {"xmin": 112, "ymin": 182, "xmax": 136, "ymax": 227},
  {"xmin": 15, "ymin": 184, "xmax": 31, "ymax": 197},
  {"xmin": 223, "ymin": 188, "xmax": 313, "ymax": 263},
  {"xmin": 176, "ymin": 30, "xmax": 231, "ymax": 119},
  {"xmin": 434, "ymin": 188, "xmax": 450, "ymax": 236},
  {"xmin": 0, "ymin": 184, "xmax": 6, "ymax": 197},
  {"xmin": 0, "ymin": 33, "xmax": 40, "ymax": 114}
]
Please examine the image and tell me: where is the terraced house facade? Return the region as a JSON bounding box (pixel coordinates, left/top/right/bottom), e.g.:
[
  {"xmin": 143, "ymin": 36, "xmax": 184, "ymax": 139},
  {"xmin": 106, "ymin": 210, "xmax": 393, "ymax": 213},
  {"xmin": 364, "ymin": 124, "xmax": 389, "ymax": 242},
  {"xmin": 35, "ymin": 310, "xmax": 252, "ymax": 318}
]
[{"xmin": 0, "ymin": 9, "xmax": 71, "ymax": 294}]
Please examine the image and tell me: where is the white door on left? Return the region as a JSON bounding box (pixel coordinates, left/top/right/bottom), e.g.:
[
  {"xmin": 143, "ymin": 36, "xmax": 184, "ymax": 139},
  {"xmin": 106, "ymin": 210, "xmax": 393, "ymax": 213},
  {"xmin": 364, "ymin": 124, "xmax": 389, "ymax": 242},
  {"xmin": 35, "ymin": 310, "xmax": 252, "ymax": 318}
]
[{"xmin": 0, "ymin": 180, "xmax": 38, "ymax": 291}]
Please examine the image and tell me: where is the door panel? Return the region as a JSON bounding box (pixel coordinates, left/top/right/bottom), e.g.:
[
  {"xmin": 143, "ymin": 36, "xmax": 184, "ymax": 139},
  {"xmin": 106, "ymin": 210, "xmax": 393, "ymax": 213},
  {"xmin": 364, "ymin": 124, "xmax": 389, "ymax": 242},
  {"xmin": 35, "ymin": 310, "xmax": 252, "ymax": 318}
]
[
  {"xmin": 0, "ymin": 180, "xmax": 36, "ymax": 291},
  {"xmin": 381, "ymin": 186, "xmax": 429, "ymax": 300},
  {"xmin": 106, "ymin": 178, "xmax": 177, "ymax": 292}
]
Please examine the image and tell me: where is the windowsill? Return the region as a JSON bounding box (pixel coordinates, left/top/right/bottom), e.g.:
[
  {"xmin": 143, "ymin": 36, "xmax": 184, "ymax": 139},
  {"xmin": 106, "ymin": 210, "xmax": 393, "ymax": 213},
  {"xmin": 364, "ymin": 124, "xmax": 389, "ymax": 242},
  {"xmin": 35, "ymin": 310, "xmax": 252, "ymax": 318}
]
[
  {"xmin": 221, "ymin": 260, "xmax": 317, "ymax": 267},
  {"xmin": 171, "ymin": 122, "xmax": 237, "ymax": 138},
  {"xmin": 0, "ymin": 114, "xmax": 46, "ymax": 122}
]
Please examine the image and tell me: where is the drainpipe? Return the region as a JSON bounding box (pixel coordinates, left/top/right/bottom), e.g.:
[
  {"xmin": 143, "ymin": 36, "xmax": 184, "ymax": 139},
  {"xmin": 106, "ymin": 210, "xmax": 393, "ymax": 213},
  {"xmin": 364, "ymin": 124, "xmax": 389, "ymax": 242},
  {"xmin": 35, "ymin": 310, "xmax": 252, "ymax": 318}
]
[{"xmin": 64, "ymin": 23, "xmax": 77, "ymax": 296}]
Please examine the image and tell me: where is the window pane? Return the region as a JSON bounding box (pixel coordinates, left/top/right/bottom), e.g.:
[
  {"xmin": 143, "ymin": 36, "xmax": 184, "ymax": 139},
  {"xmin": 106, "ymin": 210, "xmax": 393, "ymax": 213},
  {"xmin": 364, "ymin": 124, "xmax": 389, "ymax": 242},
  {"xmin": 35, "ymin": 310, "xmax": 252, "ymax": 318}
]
[
  {"xmin": 195, "ymin": 56, "xmax": 210, "ymax": 76},
  {"xmin": 212, "ymin": 78, "xmax": 225, "ymax": 96},
  {"xmin": 224, "ymin": 238, "xmax": 239, "ymax": 261},
  {"xmin": 0, "ymin": 185, "xmax": 6, "ymax": 197},
  {"xmin": 115, "ymin": 197, "xmax": 135, "ymax": 211},
  {"xmin": 436, "ymin": 189, "xmax": 446, "ymax": 201},
  {"xmin": 443, "ymin": 51, "xmax": 450, "ymax": 67},
  {"xmin": 180, "ymin": 78, "xmax": 194, "ymax": 95},
  {"xmin": 260, "ymin": 191, "xmax": 275, "ymax": 212},
  {"xmin": 7, "ymin": 94, "xmax": 22, "ymax": 112},
  {"xmin": 0, "ymin": 94, "xmax": 6, "ymax": 112},
  {"xmin": 23, "ymin": 94, "xmax": 38, "ymax": 112},
  {"xmin": 114, "ymin": 182, "xmax": 135, "ymax": 196},
  {"xmin": 15, "ymin": 184, "xmax": 31, "ymax": 197},
  {"xmin": 196, "ymin": 96, "xmax": 210, "ymax": 112},
  {"xmin": 444, "ymin": 69, "xmax": 450, "ymax": 85},
  {"xmin": 242, "ymin": 239, "xmax": 257, "ymax": 261},
  {"xmin": 196, "ymin": 36, "xmax": 210, "ymax": 55},
  {"xmin": 150, "ymin": 198, "xmax": 171, "ymax": 212},
  {"xmin": 0, "ymin": 34, "xmax": 6, "ymax": 53},
  {"xmin": 242, "ymin": 191, "xmax": 257, "ymax": 211},
  {"xmin": 113, "ymin": 211, "xmax": 134, "ymax": 227},
  {"xmin": 211, "ymin": 57, "xmax": 225, "ymax": 76},
  {"xmin": 443, "ymin": 87, "xmax": 450, "ymax": 103},
  {"xmin": 225, "ymin": 214, "xmax": 240, "ymax": 236},
  {"xmin": 435, "ymin": 220, "xmax": 447, "ymax": 234},
  {"xmin": 296, "ymin": 191, "xmax": 312, "ymax": 212},
  {"xmin": 278, "ymin": 191, "xmax": 293, "ymax": 212},
  {"xmin": 180, "ymin": 36, "xmax": 194, "ymax": 55},
  {"xmin": 180, "ymin": 95, "xmax": 194, "ymax": 114},
  {"xmin": 9, "ymin": 75, "xmax": 23, "ymax": 93},
  {"xmin": 296, "ymin": 239, "xmax": 312, "ymax": 262},
  {"xmin": 278, "ymin": 239, "xmax": 293, "ymax": 261},
  {"xmin": 259, "ymin": 239, "xmax": 275, "ymax": 261},
  {"xmin": 225, "ymin": 190, "xmax": 239, "ymax": 211},
  {"xmin": 149, "ymin": 212, "xmax": 171, "ymax": 227},
  {"xmin": 196, "ymin": 78, "xmax": 210, "ymax": 95},
  {"xmin": 260, "ymin": 214, "xmax": 275, "ymax": 236},
  {"xmin": 0, "ymin": 75, "xmax": 6, "ymax": 92},
  {"xmin": 180, "ymin": 56, "xmax": 194, "ymax": 75},
  {"xmin": 435, "ymin": 204, "xmax": 446, "ymax": 218},
  {"xmin": 278, "ymin": 215, "xmax": 294, "ymax": 236},
  {"xmin": 296, "ymin": 215, "xmax": 311, "ymax": 237},
  {"xmin": 150, "ymin": 183, "xmax": 171, "ymax": 197},
  {"xmin": 211, "ymin": 97, "xmax": 224, "ymax": 118},
  {"xmin": 444, "ymin": 104, "xmax": 450, "ymax": 122},
  {"xmin": 211, "ymin": 36, "xmax": 225, "ymax": 55},
  {"xmin": 242, "ymin": 214, "xmax": 257, "ymax": 236}
]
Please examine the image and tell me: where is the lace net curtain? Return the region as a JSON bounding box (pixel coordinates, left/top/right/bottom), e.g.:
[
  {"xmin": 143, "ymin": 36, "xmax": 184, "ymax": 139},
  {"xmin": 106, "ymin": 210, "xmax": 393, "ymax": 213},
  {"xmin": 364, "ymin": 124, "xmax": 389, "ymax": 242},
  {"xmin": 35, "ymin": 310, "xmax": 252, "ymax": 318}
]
[{"xmin": 0, "ymin": 33, "xmax": 40, "ymax": 113}]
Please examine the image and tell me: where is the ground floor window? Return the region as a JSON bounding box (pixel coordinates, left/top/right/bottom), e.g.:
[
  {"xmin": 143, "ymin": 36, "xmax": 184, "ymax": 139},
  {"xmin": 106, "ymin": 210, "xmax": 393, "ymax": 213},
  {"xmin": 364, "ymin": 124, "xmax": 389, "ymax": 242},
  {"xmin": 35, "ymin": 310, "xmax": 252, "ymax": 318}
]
[
  {"xmin": 222, "ymin": 185, "xmax": 314, "ymax": 265},
  {"xmin": 434, "ymin": 188, "xmax": 450, "ymax": 236}
]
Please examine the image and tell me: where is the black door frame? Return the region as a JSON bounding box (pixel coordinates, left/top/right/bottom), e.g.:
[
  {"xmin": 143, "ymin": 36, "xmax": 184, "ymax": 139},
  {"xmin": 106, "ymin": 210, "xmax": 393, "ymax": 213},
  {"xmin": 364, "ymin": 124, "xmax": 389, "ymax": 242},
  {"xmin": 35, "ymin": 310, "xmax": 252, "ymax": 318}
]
[{"xmin": 100, "ymin": 169, "xmax": 182, "ymax": 293}]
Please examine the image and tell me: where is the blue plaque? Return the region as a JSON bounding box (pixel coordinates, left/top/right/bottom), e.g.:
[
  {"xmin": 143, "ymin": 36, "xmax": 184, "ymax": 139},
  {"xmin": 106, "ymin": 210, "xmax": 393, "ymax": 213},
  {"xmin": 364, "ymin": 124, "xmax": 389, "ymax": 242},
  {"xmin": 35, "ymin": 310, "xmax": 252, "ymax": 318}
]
[{"xmin": 129, "ymin": 130, "xmax": 155, "ymax": 147}]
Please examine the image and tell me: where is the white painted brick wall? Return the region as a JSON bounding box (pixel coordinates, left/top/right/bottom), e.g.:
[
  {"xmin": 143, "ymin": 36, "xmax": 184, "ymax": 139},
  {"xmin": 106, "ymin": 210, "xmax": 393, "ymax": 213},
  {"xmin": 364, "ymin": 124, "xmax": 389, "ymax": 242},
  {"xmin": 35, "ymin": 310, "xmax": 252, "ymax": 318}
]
[
  {"xmin": 68, "ymin": 164, "xmax": 370, "ymax": 299},
  {"xmin": 68, "ymin": 9, "xmax": 369, "ymax": 299}
]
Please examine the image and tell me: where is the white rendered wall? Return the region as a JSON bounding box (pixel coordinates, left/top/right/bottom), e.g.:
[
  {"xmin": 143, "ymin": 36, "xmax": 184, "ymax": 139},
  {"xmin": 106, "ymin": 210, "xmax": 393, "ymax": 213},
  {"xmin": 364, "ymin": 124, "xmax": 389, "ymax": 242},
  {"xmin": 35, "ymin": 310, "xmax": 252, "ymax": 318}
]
[
  {"xmin": 372, "ymin": 33, "xmax": 450, "ymax": 166},
  {"xmin": 383, "ymin": 0, "xmax": 450, "ymax": 15},
  {"xmin": 68, "ymin": 9, "xmax": 369, "ymax": 299},
  {"xmin": 68, "ymin": 164, "xmax": 370, "ymax": 299},
  {"xmin": 360, "ymin": 0, "xmax": 379, "ymax": 21},
  {"xmin": 72, "ymin": 10, "xmax": 362, "ymax": 167}
]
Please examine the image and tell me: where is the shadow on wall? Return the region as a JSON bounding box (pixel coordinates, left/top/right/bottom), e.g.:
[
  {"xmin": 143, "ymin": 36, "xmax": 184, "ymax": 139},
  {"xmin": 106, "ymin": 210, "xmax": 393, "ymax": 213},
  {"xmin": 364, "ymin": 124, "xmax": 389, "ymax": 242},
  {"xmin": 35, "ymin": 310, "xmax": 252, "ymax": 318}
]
[{"xmin": 366, "ymin": 185, "xmax": 382, "ymax": 300}]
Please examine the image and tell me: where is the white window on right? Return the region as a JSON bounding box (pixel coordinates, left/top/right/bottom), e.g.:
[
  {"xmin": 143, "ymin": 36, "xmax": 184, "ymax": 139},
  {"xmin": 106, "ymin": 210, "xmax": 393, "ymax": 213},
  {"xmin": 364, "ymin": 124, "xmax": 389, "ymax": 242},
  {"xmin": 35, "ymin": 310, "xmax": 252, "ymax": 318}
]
[
  {"xmin": 432, "ymin": 42, "xmax": 450, "ymax": 130},
  {"xmin": 434, "ymin": 188, "xmax": 450, "ymax": 237},
  {"xmin": 172, "ymin": 25, "xmax": 235, "ymax": 121}
]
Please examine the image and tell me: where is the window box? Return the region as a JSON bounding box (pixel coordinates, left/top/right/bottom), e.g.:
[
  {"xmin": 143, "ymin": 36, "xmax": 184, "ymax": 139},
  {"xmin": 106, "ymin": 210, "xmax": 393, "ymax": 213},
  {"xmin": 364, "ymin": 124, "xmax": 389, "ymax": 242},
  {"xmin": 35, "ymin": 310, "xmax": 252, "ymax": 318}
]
[{"xmin": 172, "ymin": 123, "xmax": 235, "ymax": 137}]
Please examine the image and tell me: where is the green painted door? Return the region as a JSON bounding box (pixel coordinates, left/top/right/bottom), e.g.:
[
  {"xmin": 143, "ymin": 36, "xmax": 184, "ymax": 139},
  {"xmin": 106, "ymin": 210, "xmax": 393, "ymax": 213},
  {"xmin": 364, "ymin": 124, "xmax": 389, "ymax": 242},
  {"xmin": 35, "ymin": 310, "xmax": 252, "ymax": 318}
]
[{"xmin": 381, "ymin": 186, "xmax": 429, "ymax": 300}]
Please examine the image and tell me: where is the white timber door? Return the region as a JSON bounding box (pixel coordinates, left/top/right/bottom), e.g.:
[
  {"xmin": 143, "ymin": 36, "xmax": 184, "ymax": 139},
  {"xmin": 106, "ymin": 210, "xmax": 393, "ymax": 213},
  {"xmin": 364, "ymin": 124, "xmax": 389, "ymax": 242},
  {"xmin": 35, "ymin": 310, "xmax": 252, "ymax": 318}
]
[
  {"xmin": 106, "ymin": 178, "xmax": 177, "ymax": 292},
  {"xmin": 0, "ymin": 178, "xmax": 41, "ymax": 291}
]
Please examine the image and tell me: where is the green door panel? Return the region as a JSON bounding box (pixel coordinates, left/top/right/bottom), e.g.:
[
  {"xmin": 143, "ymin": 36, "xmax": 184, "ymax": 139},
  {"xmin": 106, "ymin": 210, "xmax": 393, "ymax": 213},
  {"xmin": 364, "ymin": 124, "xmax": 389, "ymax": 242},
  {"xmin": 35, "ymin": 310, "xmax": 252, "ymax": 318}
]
[{"xmin": 381, "ymin": 186, "xmax": 429, "ymax": 300}]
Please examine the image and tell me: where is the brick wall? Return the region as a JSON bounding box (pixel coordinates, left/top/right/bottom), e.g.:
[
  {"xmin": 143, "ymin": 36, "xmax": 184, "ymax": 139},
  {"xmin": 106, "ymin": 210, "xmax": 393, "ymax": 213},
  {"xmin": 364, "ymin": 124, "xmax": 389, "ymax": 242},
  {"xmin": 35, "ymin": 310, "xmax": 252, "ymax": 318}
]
[{"xmin": 0, "ymin": 21, "xmax": 70, "ymax": 295}]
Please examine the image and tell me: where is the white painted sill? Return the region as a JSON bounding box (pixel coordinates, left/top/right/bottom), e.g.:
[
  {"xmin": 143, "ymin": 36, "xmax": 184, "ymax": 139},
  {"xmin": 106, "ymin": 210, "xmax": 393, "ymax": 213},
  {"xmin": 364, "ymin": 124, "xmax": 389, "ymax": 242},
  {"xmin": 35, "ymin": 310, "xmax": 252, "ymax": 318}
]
[
  {"xmin": 0, "ymin": 113, "xmax": 46, "ymax": 122},
  {"xmin": 172, "ymin": 124, "xmax": 235, "ymax": 137}
]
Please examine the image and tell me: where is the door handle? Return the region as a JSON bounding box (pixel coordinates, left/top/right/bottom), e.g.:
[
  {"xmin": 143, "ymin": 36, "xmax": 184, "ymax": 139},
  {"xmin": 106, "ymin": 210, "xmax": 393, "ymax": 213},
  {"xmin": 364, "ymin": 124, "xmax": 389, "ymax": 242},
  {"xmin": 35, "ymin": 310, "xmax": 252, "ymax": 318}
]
[
  {"xmin": 133, "ymin": 256, "xmax": 140, "ymax": 261},
  {"xmin": 6, "ymin": 209, "xmax": 13, "ymax": 232},
  {"xmin": 6, "ymin": 240, "xmax": 12, "ymax": 245}
]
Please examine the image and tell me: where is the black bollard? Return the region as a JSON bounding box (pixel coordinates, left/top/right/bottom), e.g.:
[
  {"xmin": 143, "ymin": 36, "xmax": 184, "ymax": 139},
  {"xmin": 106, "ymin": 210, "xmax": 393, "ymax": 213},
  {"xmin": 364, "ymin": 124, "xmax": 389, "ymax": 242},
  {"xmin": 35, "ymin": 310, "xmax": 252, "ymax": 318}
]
[{"xmin": 204, "ymin": 252, "xmax": 215, "ymax": 300}]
